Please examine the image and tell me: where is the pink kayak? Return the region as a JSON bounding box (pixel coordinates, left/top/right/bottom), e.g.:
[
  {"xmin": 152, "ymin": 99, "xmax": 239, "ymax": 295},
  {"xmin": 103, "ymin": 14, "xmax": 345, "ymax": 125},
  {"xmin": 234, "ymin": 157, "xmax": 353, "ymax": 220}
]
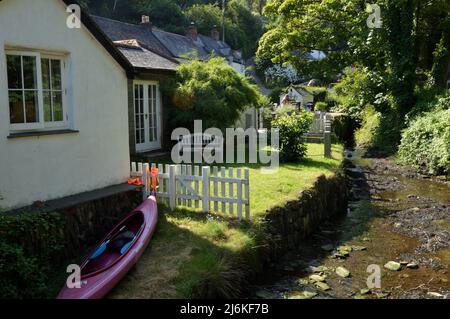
[{"xmin": 57, "ymin": 195, "xmax": 158, "ymax": 299}]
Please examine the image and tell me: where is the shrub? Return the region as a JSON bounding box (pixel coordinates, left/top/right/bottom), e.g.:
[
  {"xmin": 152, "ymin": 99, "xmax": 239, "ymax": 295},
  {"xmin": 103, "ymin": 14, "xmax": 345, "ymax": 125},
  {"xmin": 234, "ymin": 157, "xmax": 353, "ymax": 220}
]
[
  {"xmin": 164, "ymin": 57, "xmax": 263, "ymax": 132},
  {"xmin": 315, "ymin": 101, "xmax": 328, "ymax": 112},
  {"xmin": 274, "ymin": 104, "xmax": 297, "ymax": 116},
  {"xmin": 271, "ymin": 112, "xmax": 313, "ymax": 162},
  {"xmin": 0, "ymin": 211, "xmax": 65, "ymax": 298},
  {"xmin": 398, "ymin": 108, "xmax": 450, "ymax": 175},
  {"xmin": 354, "ymin": 105, "xmax": 381, "ymax": 150}
]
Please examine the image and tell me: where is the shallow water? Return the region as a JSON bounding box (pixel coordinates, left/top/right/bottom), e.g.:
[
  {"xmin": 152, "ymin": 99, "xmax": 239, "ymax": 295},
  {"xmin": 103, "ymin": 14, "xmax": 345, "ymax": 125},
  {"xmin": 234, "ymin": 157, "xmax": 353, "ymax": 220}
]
[{"xmin": 250, "ymin": 150, "xmax": 450, "ymax": 299}]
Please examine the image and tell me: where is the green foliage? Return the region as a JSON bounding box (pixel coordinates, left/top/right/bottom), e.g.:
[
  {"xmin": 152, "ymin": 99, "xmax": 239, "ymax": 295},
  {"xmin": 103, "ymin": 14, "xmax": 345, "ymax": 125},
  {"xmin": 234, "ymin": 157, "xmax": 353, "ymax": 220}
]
[
  {"xmin": 398, "ymin": 108, "xmax": 450, "ymax": 175},
  {"xmin": 315, "ymin": 101, "xmax": 327, "ymax": 112},
  {"xmin": 268, "ymin": 87, "xmax": 284, "ymax": 104},
  {"xmin": 274, "ymin": 104, "xmax": 296, "ymax": 116},
  {"xmin": 0, "ymin": 211, "xmax": 65, "ymax": 298},
  {"xmin": 164, "ymin": 57, "xmax": 263, "ymax": 131},
  {"xmin": 354, "ymin": 105, "xmax": 402, "ymax": 155},
  {"xmin": 271, "ymin": 112, "xmax": 313, "ymax": 162},
  {"xmin": 334, "ymin": 67, "xmax": 387, "ymax": 120},
  {"xmin": 354, "ymin": 106, "xmax": 381, "ymax": 151}
]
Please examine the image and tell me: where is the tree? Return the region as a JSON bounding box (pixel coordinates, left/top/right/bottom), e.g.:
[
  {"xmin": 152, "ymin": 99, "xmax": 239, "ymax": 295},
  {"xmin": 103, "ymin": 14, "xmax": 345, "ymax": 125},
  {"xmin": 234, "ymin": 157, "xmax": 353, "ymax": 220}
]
[{"xmin": 164, "ymin": 57, "xmax": 263, "ymax": 131}]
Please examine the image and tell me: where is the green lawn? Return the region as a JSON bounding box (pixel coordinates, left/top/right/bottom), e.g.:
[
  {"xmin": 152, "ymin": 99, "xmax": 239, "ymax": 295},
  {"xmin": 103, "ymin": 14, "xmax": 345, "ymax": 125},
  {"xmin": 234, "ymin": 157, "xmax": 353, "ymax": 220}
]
[{"xmin": 108, "ymin": 143, "xmax": 343, "ymax": 299}]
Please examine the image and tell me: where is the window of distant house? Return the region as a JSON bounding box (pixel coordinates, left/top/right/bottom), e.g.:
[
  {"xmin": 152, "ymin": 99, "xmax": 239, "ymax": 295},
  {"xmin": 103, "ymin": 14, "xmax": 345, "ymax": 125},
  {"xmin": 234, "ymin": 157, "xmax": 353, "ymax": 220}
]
[{"xmin": 6, "ymin": 51, "xmax": 67, "ymax": 130}]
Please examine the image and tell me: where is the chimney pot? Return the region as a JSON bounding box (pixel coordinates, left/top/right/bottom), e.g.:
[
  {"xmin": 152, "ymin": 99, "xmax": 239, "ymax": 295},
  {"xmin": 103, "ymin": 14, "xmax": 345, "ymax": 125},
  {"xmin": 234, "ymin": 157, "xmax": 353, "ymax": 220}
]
[
  {"xmin": 187, "ymin": 21, "xmax": 198, "ymax": 41},
  {"xmin": 211, "ymin": 25, "xmax": 220, "ymax": 41},
  {"xmin": 141, "ymin": 15, "xmax": 152, "ymax": 29}
]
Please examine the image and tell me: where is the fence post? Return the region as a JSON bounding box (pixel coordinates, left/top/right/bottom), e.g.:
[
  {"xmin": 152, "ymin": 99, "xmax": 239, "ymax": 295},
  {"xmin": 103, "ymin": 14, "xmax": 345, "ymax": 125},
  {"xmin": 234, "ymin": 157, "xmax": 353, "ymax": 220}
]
[
  {"xmin": 324, "ymin": 117, "xmax": 331, "ymax": 158},
  {"xmin": 142, "ymin": 163, "xmax": 149, "ymax": 201},
  {"xmin": 202, "ymin": 166, "xmax": 210, "ymax": 213},
  {"xmin": 169, "ymin": 165, "xmax": 176, "ymax": 211}
]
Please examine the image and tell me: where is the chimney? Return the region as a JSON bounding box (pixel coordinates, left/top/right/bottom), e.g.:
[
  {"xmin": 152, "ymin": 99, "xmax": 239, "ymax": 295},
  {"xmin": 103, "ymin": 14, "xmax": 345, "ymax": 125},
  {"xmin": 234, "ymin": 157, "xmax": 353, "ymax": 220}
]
[
  {"xmin": 211, "ymin": 25, "xmax": 220, "ymax": 41},
  {"xmin": 140, "ymin": 15, "xmax": 152, "ymax": 29},
  {"xmin": 186, "ymin": 21, "xmax": 198, "ymax": 41}
]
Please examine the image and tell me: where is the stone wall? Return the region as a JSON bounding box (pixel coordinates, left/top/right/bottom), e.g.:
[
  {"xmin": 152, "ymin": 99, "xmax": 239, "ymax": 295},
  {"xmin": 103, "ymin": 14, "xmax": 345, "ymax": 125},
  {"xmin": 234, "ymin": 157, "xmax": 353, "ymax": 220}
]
[
  {"xmin": 60, "ymin": 190, "xmax": 142, "ymax": 261},
  {"xmin": 262, "ymin": 171, "xmax": 348, "ymax": 262}
]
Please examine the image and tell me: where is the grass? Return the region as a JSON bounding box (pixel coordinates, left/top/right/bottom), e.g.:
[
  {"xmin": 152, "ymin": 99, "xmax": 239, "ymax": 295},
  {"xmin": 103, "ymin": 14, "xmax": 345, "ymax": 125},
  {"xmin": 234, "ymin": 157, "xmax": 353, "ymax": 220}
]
[{"xmin": 108, "ymin": 143, "xmax": 343, "ymax": 299}]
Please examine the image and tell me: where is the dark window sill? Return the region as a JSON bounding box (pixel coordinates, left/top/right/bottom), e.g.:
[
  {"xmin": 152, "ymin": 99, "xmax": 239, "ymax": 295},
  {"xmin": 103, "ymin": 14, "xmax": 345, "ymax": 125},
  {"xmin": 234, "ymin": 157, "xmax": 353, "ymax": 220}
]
[{"xmin": 7, "ymin": 129, "xmax": 79, "ymax": 139}]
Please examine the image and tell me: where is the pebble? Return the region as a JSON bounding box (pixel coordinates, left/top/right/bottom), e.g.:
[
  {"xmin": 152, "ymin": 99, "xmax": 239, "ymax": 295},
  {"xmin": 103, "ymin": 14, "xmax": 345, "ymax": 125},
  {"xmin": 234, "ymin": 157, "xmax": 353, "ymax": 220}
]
[
  {"xmin": 315, "ymin": 282, "xmax": 331, "ymax": 291},
  {"xmin": 427, "ymin": 292, "xmax": 444, "ymax": 298},
  {"xmin": 287, "ymin": 291, "xmax": 317, "ymax": 299},
  {"xmin": 384, "ymin": 261, "xmax": 402, "ymax": 271},
  {"xmin": 336, "ymin": 266, "xmax": 351, "ymax": 278},
  {"xmin": 309, "ymin": 274, "xmax": 327, "ymax": 282},
  {"xmin": 406, "ymin": 262, "xmax": 419, "ymax": 269}
]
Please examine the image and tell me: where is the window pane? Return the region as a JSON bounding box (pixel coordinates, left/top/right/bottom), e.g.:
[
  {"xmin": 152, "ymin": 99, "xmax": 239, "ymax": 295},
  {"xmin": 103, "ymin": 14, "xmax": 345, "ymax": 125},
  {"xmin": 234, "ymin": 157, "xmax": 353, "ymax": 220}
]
[
  {"xmin": 24, "ymin": 91, "xmax": 39, "ymax": 123},
  {"xmin": 23, "ymin": 56, "xmax": 37, "ymax": 89},
  {"xmin": 43, "ymin": 91, "xmax": 52, "ymax": 122},
  {"xmin": 9, "ymin": 91, "xmax": 24, "ymax": 123},
  {"xmin": 6, "ymin": 55, "xmax": 22, "ymax": 89},
  {"xmin": 52, "ymin": 92, "xmax": 63, "ymax": 121},
  {"xmin": 51, "ymin": 59, "xmax": 62, "ymax": 90},
  {"xmin": 41, "ymin": 59, "xmax": 51, "ymax": 90}
]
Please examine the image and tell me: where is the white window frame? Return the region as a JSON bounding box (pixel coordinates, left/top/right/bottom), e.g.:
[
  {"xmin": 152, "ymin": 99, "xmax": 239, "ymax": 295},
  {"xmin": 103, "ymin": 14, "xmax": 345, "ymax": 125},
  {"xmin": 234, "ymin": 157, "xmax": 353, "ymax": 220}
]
[
  {"xmin": 6, "ymin": 50, "xmax": 68, "ymax": 132},
  {"xmin": 40, "ymin": 54, "xmax": 68, "ymax": 129}
]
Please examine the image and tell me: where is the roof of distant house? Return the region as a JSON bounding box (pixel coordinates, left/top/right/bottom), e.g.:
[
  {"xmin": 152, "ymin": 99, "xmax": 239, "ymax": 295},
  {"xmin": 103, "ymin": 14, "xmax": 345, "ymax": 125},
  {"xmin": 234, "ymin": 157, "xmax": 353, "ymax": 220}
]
[
  {"xmin": 91, "ymin": 15, "xmax": 173, "ymax": 58},
  {"xmin": 91, "ymin": 15, "xmax": 243, "ymax": 65},
  {"xmin": 114, "ymin": 39, "xmax": 179, "ymax": 71}
]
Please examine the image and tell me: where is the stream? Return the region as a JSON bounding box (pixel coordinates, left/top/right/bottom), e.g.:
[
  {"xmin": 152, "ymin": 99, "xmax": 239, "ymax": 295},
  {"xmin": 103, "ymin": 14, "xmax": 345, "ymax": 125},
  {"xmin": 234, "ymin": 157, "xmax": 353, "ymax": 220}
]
[{"xmin": 251, "ymin": 150, "xmax": 450, "ymax": 299}]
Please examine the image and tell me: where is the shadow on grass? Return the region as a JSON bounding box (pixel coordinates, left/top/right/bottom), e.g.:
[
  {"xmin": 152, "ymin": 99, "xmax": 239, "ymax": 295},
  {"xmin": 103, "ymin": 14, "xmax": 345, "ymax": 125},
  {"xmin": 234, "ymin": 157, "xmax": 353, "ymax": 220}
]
[{"xmin": 107, "ymin": 204, "xmax": 263, "ymax": 299}]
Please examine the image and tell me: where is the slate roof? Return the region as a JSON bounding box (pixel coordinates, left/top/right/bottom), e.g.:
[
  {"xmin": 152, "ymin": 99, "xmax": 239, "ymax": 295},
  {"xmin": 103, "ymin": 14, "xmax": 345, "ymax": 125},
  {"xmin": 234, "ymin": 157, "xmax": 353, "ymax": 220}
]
[
  {"xmin": 152, "ymin": 28, "xmax": 209, "ymax": 60},
  {"xmin": 91, "ymin": 15, "xmax": 173, "ymax": 58},
  {"xmin": 92, "ymin": 15, "xmax": 244, "ymax": 65},
  {"xmin": 114, "ymin": 40, "xmax": 178, "ymax": 71}
]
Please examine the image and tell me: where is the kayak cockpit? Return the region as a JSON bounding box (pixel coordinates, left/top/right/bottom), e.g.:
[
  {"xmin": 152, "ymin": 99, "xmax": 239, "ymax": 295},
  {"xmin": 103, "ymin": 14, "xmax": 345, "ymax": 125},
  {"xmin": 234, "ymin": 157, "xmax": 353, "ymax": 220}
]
[{"xmin": 81, "ymin": 212, "xmax": 145, "ymax": 277}]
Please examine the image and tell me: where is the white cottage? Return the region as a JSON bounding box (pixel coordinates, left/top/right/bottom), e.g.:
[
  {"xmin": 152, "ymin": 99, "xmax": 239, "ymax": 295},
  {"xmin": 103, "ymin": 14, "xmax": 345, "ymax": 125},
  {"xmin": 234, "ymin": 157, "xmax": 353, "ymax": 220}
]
[{"xmin": 0, "ymin": 0, "xmax": 134, "ymax": 209}]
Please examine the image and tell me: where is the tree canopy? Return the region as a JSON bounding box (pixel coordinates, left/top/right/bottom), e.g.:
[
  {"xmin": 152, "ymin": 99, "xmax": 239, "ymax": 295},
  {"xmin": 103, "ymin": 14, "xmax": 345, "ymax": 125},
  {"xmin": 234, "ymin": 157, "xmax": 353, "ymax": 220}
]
[{"xmin": 163, "ymin": 57, "xmax": 263, "ymax": 131}]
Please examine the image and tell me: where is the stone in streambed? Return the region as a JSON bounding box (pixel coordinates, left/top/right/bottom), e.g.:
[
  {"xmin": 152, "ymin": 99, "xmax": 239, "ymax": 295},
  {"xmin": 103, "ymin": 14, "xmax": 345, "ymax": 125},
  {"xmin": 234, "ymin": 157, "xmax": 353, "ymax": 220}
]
[
  {"xmin": 352, "ymin": 245, "xmax": 367, "ymax": 251},
  {"xmin": 406, "ymin": 262, "xmax": 419, "ymax": 269},
  {"xmin": 427, "ymin": 292, "xmax": 444, "ymax": 299},
  {"xmin": 384, "ymin": 261, "xmax": 401, "ymax": 271},
  {"xmin": 360, "ymin": 288, "xmax": 371, "ymax": 295},
  {"xmin": 315, "ymin": 282, "xmax": 331, "ymax": 291},
  {"xmin": 309, "ymin": 274, "xmax": 327, "ymax": 282},
  {"xmin": 287, "ymin": 291, "xmax": 317, "ymax": 299},
  {"xmin": 336, "ymin": 266, "xmax": 351, "ymax": 278}
]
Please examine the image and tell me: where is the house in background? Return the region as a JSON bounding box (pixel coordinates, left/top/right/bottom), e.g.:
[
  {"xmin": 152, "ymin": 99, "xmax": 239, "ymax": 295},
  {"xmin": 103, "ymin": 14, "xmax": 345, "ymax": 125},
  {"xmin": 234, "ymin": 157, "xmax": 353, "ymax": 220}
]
[
  {"xmin": 279, "ymin": 85, "xmax": 314, "ymax": 110},
  {"xmin": 93, "ymin": 15, "xmax": 259, "ymax": 154},
  {"xmin": 0, "ymin": 0, "xmax": 134, "ymax": 209}
]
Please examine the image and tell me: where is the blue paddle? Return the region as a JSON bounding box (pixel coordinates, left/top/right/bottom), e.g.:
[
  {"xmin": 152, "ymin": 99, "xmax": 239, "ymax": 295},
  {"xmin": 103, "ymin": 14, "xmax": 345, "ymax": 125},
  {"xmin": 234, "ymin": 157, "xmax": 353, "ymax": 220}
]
[
  {"xmin": 89, "ymin": 240, "xmax": 110, "ymax": 260},
  {"xmin": 120, "ymin": 240, "xmax": 134, "ymax": 255}
]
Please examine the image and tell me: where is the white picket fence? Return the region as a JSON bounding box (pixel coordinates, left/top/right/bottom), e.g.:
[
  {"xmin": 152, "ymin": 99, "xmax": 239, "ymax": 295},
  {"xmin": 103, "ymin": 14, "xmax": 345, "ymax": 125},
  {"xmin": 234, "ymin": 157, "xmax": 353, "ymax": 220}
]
[{"xmin": 131, "ymin": 163, "xmax": 250, "ymax": 219}]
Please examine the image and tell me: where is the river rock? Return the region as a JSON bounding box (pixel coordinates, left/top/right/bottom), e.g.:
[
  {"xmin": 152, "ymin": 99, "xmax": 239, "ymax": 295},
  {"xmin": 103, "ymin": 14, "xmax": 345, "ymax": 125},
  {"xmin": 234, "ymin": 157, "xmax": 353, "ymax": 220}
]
[
  {"xmin": 384, "ymin": 261, "xmax": 402, "ymax": 271},
  {"xmin": 287, "ymin": 291, "xmax": 317, "ymax": 299},
  {"xmin": 309, "ymin": 274, "xmax": 327, "ymax": 282},
  {"xmin": 315, "ymin": 282, "xmax": 331, "ymax": 291},
  {"xmin": 336, "ymin": 266, "xmax": 351, "ymax": 278},
  {"xmin": 360, "ymin": 288, "xmax": 371, "ymax": 295},
  {"xmin": 310, "ymin": 265, "xmax": 328, "ymax": 273},
  {"xmin": 406, "ymin": 262, "xmax": 419, "ymax": 269},
  {"xmin": 427, "ymin": 292, "xmax": 444, "ymax": 298},
  {"xmin": 352, "ymin": 245, "xmax": 367, "ymax": 251}
]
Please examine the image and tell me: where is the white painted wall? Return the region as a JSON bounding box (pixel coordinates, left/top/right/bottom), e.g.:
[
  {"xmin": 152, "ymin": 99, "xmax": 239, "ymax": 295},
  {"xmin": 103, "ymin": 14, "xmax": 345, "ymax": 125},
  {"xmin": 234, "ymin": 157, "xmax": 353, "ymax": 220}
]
[{"xmin": 0, "ymin": 0, "xmax": 130, "ymax": 209}]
